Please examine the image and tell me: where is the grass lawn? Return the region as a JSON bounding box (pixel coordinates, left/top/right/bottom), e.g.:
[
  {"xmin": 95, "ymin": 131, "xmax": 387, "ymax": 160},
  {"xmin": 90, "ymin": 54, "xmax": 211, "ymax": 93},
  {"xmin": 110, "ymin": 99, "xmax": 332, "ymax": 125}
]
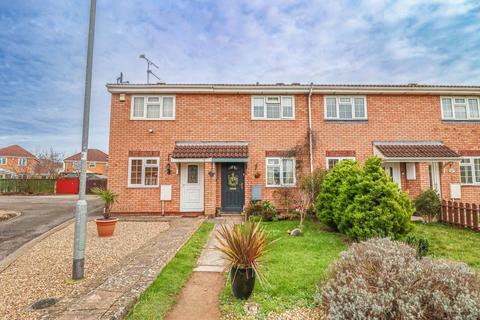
[
  {"xmin": 127, "ymin": 221, "xmax": 214, "ymax": 320},
  {"xmin": 221, "ymin": 220, "xmax": 347, "ymax": 318},
  {"xmin": 411, "ymin": 222, "xmax": 480, "ymax": 271}
]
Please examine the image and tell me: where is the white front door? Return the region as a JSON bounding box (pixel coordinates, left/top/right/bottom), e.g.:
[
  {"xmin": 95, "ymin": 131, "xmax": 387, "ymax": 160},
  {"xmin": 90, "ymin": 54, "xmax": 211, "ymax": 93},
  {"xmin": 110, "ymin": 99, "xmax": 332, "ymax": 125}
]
[
  {"xmin": 383, "ymin": 162, "xmax": 402, "ymax": 188},
  {"xmin": 180, "ymin": 163, "xmax": 204, "ymax": 212},
  {"xmin": 429, "ymin": 162, "xmax": 441, "ymax": 196}
]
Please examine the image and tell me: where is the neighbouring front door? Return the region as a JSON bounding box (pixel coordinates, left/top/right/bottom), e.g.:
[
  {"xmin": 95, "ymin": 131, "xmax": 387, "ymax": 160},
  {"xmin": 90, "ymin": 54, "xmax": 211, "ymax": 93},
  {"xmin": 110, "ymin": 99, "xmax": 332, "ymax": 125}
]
[
  {"xmin": 180, "ymin": 163, "xmax": 204, "ymax": 212},
  {"xmin": 383, "ymin": 162, "xmax": 402, "ymax": 188},
  {"xmin": 221, "ymin": 163, "xmax": 245, "ymax": 213},
  {"xmin": 429, "ymin": 162, "xmax": 441, "ymax": 196}
]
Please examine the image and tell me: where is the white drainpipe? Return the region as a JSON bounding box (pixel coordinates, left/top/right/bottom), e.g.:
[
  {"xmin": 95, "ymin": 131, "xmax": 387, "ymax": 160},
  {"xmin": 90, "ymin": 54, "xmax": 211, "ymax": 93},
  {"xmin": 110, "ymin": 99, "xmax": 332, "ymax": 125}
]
[{"xmin": 308, "ymin": 83, "xmax": 314, "ymax": 174}]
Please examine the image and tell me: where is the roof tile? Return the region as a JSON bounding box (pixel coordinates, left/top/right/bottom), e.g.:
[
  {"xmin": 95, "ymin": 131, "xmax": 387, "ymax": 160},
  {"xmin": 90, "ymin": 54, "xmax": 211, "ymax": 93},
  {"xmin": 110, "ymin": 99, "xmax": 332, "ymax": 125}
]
[{"xmin": 172, "ymin": 145, "xmax": 248, "ymax": 159}]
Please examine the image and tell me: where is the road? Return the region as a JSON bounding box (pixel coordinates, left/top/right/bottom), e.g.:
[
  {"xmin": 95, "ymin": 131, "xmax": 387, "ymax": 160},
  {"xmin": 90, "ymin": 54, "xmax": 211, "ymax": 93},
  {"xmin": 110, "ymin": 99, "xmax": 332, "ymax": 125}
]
[{"xmin": 0, "ymin": 195, "xmax": 102, "ymax": 261}]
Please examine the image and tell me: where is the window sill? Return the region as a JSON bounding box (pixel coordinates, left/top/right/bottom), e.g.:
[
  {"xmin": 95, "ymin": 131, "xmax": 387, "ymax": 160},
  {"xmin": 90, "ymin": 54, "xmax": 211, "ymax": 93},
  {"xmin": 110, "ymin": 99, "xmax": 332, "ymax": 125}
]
[
  {"xmin": 265, "ymin": 185, "xmax": 297, "ymax": 188},
  {"xmin": 127, "ymin": 185, "xmax": 159, "ymax": 189},
  {"xmin": 442, "ymin": 120, "xmax": 480, "ymax": 124},
  {"xmin": 130, "ymin": 118, "xmax": 176, "ymax": 121},
  {"xmin": 460, "ymin": 184, "xmax": 480, "ymax": 187},
  {"xmin": 251, "ymin": 118, "xmax": 296, "ymax": 121},
  {"xmin": 324, "ymin": 119, "xmax": 368, "ymax": 123}
]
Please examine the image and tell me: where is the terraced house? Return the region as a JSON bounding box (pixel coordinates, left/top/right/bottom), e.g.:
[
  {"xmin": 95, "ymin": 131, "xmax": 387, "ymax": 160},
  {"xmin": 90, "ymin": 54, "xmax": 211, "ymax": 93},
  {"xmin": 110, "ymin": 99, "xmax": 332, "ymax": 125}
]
[{"xmin": 106, "ymin": 83, "xmax": 480, "ymax": 216}]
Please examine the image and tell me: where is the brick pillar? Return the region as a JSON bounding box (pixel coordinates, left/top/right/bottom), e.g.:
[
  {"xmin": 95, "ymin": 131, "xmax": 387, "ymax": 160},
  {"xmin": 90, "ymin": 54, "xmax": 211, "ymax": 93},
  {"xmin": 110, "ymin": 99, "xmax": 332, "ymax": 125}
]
[{"xmin": 204, "ymin": 161, "xmax": 217, "ymax": 217}]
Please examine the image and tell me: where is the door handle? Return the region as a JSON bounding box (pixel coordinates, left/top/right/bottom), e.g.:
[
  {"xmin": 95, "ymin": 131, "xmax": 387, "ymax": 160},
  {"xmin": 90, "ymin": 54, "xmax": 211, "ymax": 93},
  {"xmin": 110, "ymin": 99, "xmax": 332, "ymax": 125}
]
[{"xmin": 240, "ymin": 183, "xmax": 244, "ymax": 190}]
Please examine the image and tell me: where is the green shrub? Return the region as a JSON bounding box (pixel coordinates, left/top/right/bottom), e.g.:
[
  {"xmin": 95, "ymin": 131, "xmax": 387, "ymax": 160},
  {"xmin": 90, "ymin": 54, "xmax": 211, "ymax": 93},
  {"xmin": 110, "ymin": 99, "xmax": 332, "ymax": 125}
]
[
  {"xmin": 414, "ymin": 188, "xmax": 441, "ymax": 223},
  {"xmin": 316, "ymin": 157, "xmax": 414, "ymax": 241},
  {"xmin": 245, "ymin": 200, "xmax": 277, "ymax": 221},
  {"xmin": 316, "ymin": 160, "xmax": 362, "ymax": 228},
  {"xmin": 404, "ymin": 234, "xmax": 429, "ymax": 258}
]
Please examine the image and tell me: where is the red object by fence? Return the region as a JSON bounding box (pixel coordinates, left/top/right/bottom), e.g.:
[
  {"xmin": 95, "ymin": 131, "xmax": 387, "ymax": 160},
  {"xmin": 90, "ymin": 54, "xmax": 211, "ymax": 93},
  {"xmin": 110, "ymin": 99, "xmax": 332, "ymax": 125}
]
[
  {"xmin": 56, "ymin": 177, "xmax": 79, "ymax": 194},
  {"xmin": 441, "ymin": 200, "xmax": 480, "ymax": 231}
]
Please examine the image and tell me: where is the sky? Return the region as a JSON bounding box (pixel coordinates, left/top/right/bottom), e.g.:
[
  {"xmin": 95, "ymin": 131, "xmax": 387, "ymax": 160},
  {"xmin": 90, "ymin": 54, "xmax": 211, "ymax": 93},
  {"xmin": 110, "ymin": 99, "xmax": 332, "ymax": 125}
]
[{"xmin": 1, "ymin": 0, "xmax": 480, "ymax": 156}]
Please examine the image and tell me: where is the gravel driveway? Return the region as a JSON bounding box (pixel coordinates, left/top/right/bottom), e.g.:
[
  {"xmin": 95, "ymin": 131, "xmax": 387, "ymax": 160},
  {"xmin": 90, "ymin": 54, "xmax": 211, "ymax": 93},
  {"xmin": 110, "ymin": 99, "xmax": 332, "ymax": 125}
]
[{"xmin": 0, "ymin": 195, "xmax": 102, "ymax": 261}]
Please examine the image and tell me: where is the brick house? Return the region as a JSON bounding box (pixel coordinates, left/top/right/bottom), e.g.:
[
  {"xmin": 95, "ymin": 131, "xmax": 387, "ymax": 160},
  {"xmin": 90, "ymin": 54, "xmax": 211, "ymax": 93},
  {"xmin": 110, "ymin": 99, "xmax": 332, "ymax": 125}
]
[
  {"xmin": 63, "ymin": 149, "xmax": 109, "ymax": 176},
  {"xmin": 0, "ymin": 145, "xmax": 38, "ymax": 178},
  {"xmin": 106, "ymin": 84, "xmax": 480, "ymax": 216}
]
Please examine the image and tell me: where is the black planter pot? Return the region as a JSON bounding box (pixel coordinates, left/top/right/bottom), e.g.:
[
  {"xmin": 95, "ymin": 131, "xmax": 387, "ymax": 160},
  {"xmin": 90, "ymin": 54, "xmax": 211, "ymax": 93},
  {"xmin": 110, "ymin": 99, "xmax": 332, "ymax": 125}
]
[{"xmin": 231, "ymin": 266, "xmax": 255, "ymax": 299}]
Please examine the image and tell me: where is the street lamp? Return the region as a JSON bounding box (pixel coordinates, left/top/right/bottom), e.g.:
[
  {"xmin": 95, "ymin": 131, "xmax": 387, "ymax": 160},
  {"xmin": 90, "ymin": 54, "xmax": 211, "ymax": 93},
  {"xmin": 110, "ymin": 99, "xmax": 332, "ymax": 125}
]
[{"xmin": 72, "ymin": 0, "xmax": 96, "ymax": 280}]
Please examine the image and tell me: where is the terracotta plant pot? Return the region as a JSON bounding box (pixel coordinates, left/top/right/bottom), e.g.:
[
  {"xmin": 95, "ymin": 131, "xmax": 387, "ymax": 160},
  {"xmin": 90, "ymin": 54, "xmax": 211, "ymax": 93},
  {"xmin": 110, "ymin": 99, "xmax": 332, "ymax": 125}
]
[
  {"xmin": 95, "ymin": 218, "xmax": 119, "ymax": 237},
  {"xmin": 231, "ymin": 266, "xmax": 255, "ymax": 299}
]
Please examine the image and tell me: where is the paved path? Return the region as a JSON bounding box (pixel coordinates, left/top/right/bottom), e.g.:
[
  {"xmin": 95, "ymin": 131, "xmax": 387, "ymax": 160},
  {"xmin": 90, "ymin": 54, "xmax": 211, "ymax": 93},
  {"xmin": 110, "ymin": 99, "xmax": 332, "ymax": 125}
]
[
  {"xmin": 47, "ymin": 217, "xmax": 203, "ymax": 320},
  {"xmin": 0, "ymin": 195, "xmax": 102, "ymax": 261},
  {"xmin": 166, "ymin": 215, "xmax": 242, "ymax": 320}
]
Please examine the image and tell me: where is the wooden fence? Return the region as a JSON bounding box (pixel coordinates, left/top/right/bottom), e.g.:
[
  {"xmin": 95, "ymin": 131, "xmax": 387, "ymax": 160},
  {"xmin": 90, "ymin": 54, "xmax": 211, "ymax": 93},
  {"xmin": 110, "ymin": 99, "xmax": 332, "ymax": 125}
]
[
  {"xmin": 0, "ymin": 179, "xmax": 56, "ymax": 194},
  {"xmin": 441, "ymin": 200, "xmax": 480, "ymax": 231}
]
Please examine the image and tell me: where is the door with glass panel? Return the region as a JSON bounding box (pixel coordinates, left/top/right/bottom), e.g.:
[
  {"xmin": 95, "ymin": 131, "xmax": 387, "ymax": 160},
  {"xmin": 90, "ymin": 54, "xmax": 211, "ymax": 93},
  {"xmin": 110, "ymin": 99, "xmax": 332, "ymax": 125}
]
[{"xmin": 428, "ymin": 162, "xmax": 441, "ymax": 196}]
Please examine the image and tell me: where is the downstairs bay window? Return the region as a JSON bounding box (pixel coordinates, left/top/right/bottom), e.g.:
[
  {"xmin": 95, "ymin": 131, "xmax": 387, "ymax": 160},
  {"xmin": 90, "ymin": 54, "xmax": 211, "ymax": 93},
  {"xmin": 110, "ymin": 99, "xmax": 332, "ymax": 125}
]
[
  {"xmin": 128, "ymin": 157, "xmax": 160, "ymax": 187},
  {"xmin": 266, "ymin": 157, "xmax": 296, "ymax": 187},
  {"xmin": 460, "ymin": 157, "xmax": 480, "ymax": 185}
]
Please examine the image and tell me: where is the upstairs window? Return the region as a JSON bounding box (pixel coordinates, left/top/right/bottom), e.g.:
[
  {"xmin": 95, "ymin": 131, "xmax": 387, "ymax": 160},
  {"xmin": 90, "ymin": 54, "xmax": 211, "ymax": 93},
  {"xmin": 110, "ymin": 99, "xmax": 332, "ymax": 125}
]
[
  {"xmin": 326, "ymin": 157, "xmax": 356, "ymax": 169},
  {"xmin": 131, "ymin": 96, "xmax": 175, "ymax": 120},
  {"xmin": 252, "ymin": 96, "xmax": 295, "ymax": 120},
  {"xmin": 266, "ymin": 157, "xmax": 296, "ymax": 187},
  {"xmin": 89, "ymin": 161, "xmax": 96, "ymax": 168},
  {"xmin": 460, "ymin": 157, "xmax": 480, "ymax": 185},
  {"xmin": 324, "ymin": 96, "xmax": 367, "ymax": 120},
  {"xmin": 442, "ymin": 97, "xmax": 480, "ymax": 120},
  {"xmin": 18, "ymin": 158, "xmax": 27, "ymax": 166},
  {"xmin": 0, "ymin": 158, "xmax": 6, "ymax": 165},
  {"xmin": 128, "ymin": 157, "xmax": 159, "ymax": 187}
]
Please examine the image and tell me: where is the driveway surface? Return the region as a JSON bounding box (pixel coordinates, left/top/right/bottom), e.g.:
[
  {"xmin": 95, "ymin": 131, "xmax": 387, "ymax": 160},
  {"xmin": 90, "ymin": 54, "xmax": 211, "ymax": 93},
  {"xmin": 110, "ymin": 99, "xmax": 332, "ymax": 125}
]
[{"xmin": 0, "ymin": 195, "xmax": 102, "ymax": 261}]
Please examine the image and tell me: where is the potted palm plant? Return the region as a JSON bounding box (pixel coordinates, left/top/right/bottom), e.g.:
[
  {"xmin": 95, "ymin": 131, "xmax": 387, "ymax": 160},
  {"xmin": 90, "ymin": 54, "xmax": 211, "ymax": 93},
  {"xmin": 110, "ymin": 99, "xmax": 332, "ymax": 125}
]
[
  {"xmin": 215, "ymin": 220, "xmax": 277, "ymax": 299},
  {"xmin": 91, "ymin": 187, "xmax": 119, "ymax": 237}
]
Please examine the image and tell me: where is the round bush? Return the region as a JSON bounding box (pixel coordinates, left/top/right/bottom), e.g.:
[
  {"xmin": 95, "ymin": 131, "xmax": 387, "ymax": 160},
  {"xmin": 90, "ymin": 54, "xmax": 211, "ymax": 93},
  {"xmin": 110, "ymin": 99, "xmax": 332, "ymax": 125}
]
[
  {"xmin": 414, "ymin": 188, "xmax": 441, "ymax": 223},
  {"xmin": 320, "ymin": 238, "xmax": 480, "ymax": 320}
]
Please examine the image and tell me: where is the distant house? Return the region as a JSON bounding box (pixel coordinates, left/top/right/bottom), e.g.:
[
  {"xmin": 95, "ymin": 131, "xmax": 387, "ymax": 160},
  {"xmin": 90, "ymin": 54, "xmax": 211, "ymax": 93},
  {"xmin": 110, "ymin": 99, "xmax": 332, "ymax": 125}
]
[
  {"xmin": 0, "ymin": 145, "xmax": 38, "ymax": 179},
  {"xmin": 63, "ymin": 149, "xmax": 108, "ymax": 176}
]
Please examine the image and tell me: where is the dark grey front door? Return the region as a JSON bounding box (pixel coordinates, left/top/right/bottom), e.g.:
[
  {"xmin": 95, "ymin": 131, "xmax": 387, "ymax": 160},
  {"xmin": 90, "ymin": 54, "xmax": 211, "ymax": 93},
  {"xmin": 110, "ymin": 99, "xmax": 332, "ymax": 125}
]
[{"xmin": 221, "ymin": 163, "xmax": 245, "ymax": 213}]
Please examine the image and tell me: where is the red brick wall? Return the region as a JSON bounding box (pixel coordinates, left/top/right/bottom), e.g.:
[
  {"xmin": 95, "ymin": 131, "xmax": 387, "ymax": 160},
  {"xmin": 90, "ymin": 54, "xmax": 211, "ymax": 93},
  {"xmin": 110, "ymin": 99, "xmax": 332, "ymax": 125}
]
[{"xmin": 108, "ymin": 93, "xmax": 480, "ymax": 214}]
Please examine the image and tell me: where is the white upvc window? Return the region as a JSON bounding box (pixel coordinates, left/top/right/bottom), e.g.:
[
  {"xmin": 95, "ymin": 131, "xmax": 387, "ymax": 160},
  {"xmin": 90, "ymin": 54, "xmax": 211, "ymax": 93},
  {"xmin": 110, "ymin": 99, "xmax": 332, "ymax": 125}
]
[
  {"xmin": 324, "ymin": 96, "xmax": 367, "ymax": 120},
  {"xmin": 0, "ymin": 158, "xmax": 6, "ymax": 165},
  {"xmin": 326, "ymin": 157, "xmax": 356, "ymax": 170},
  {"xmin": 441, "ymin": 97, "xmax": 480, "ymax": 120},
  {"xmin": 266, "ymin": 157, "xmax": 296, "ymax": 187},
  {"xmin": 89, "ymin": 161, "xmax": 96, "ymax": 168},
  {"xmin": 128, "ymin": 157, "xmax": 160, "ymax": 187},
  {"xmin": 460, "ymin": 157, "xmax": 480, "ymax": 185},
  {"xmin": 252, "ymin": 96, "xmax": 295, "ymax": 120},
  {"xmin": 73, "ymin": 161, "xmax": 80, "ymax": 170},
  {"xmin": 18, "ymin": 158, "xmax": 27, "ymax": 166},
  {"xmin": 131, "ymin": 96, "xmax": 176, "ymax": 120}
]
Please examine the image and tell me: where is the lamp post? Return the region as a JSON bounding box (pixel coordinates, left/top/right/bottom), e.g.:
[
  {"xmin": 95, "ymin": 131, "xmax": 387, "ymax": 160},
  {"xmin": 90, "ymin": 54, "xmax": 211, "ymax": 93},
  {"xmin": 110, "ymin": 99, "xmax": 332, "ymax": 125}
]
[{"xmin": 72, "ymin": 0, "xmax": 96, "ymax": 280}]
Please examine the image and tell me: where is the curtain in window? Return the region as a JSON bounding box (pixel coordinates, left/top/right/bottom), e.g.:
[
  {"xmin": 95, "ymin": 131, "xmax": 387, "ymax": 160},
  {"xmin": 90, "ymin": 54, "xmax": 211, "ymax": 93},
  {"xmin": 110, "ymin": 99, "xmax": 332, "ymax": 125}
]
[
  {"xmin": 133, "ymin": 97, "xmax": 144, "ymax": 117},
  {"xmin": 253, "ymin": 97, "xmax": 265, "ymax": 118},
  {"xmin": 281, "ymin": 97, "xmax": 293, "ymax": 118},
  {"xmin": 442, "ymin": 98, "xmax": 453, "ymax": 118},
  {"xmin": 469, "ymin": 99, "xmax": 479, "ymax": 118},
  {"xmin": 282, "ymin": 159, "xmax": 295, "ymax": 184},
  {"xmin": 162, "ymin": 97, "xmax": 174, "ymax": 118},
  {"xmin": 326, "ymin": 98, "xmax": 337, "ymax": 118}
]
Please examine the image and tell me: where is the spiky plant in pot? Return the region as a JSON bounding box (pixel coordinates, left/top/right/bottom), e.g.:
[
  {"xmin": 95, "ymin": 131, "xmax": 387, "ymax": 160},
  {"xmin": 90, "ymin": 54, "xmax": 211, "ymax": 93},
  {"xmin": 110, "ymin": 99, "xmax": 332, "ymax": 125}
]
[
  {"xmin": 91, "ymin": 187, "xmax": 119, "ymax": 237},
  {"xmin": 215, "ymin": 220, "xmax": 277, "ymax": 299}
]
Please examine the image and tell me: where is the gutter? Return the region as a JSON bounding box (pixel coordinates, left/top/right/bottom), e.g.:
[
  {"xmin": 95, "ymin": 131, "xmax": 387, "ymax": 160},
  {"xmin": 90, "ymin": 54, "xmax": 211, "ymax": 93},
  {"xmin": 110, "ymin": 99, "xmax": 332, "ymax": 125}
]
[{"xmin": 308, "ymin": 83, "xmax": 314, "ymax": 174}]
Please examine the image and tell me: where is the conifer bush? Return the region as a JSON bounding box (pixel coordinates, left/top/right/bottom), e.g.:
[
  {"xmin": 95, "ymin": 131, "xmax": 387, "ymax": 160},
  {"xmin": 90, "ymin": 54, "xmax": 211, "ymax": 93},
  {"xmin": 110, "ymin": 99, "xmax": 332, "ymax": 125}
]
[{"xmin": 316, "ymin": 157, "xmax": 413, "ymax": 241}]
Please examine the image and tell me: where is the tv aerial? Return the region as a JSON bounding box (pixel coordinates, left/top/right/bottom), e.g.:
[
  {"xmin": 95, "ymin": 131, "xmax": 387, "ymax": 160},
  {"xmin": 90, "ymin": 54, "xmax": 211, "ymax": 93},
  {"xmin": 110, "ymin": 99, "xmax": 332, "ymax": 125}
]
[
  {"xmin": 139, "ymin": 54, "xmax": 161, "ymax": 84},
  {"xmin": 116, "ymin": 72, "xmax": 129, "ymax": 84}
]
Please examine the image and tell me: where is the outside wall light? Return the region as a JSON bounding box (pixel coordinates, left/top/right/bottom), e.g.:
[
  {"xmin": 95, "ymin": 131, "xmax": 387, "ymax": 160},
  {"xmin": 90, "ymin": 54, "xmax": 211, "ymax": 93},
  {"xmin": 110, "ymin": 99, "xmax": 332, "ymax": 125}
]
[
  {"xmin": 208, "ymin": 169, "xmax": 216, "ymax": 177},
  {"xmin": 166, "ymin": 163, "xmax": 171, "ymax": 175},
  {"xmin": 119, "ymin": 93, "xmax": 126, "ymax": 102},
  {"xmin": 148, "ymin": 128, "xmax": 154, "ymax": 133}
]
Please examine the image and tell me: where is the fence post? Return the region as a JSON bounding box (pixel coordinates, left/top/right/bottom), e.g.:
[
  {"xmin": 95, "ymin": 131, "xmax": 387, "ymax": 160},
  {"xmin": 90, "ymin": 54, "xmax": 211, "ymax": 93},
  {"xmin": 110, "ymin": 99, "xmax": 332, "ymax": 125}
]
[
  {"xmin": 448, "ymin": 200, "xmax": 453, "ymax": 223},
  {"xmin": 453, "ymin": 202, "xmax": 459, "ymax": 225},
  {"xmin": 473, "ymin": 204, "xmax": 479, "ymax": 231},
  {"xmin": 465, "ymin": 203, "xmax": 471, "ymax": 228},
  {"xmin": 459, "ymin": 202, "xmax": 465, "ymax": 227}
]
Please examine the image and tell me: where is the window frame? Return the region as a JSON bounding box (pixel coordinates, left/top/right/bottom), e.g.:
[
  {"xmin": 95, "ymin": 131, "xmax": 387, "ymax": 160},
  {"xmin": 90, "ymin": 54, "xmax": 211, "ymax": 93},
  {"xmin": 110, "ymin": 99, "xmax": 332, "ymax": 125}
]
[
  {"xmin": 130, "ymin": 95, "xmax": 176, "ymax": 120},
  {"xmin": 0, "ymin": 157, "xmax": 6, "ymax": 165},
  {"xmin": 460, "ymin": 157, "xmax": 480, "ymax": 186},
  {"xmin": 441, "ymin": 96, "xmax": 480, "ymax": 121},
  {"xmin": 251, "ymin": 96, "xmax": 296, "ymax": 120},
  {"xmin": 265, "ymin": 157, "xmax": 296, "ymax": 187},
  {"xmin": 324, "ymin": 96, "xmax": 368, "ymax": 120},
  {"xmin": 89, "ymin": 161, "xmax": 96, "ymax": 168},
  {"xmin": 325, "ymin": 157, "xmax": 356, "ymax": 170},
  {"xmin": 18, "ymin": 158, "xmax": 27, "ymax": 166},
  {"xmin": 127, "ymin": 157, "xmax": 160, "ymax": 188}
]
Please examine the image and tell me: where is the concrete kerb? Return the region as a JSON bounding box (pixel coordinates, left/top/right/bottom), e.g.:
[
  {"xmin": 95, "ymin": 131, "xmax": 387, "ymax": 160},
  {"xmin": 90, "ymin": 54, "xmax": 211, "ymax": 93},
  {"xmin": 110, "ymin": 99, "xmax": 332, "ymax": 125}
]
[{"xmin": 0, "ymin": 203, "xmax": 104, "ymax": 273}]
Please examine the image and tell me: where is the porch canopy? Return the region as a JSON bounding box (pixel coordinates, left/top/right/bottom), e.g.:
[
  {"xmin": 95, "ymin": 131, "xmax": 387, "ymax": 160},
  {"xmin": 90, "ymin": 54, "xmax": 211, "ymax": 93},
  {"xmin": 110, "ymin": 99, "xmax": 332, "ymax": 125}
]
[
  {"xmin": 373, "ymin": 141, "xmax": 461, "ymax": 162},
  {"xmin": 171, "ymin": 141, "xmax": 248, "ymax": 163}
]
